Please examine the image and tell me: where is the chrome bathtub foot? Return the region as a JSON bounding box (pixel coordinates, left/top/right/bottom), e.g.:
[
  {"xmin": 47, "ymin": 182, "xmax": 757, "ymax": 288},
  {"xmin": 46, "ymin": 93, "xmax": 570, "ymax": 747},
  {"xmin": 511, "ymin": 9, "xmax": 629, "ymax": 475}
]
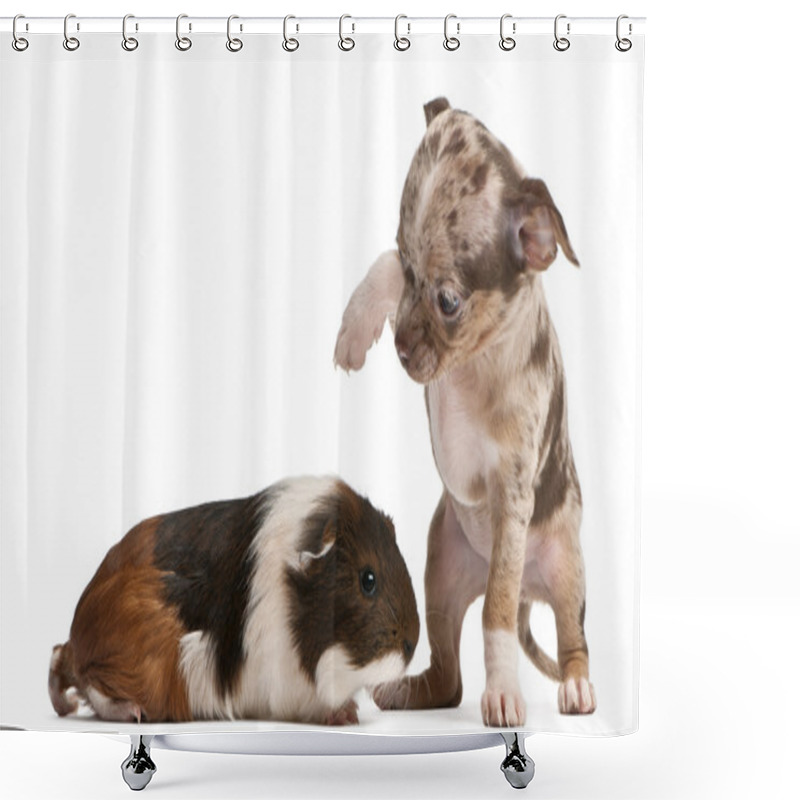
[
  {"xmin": 121, "ymin": 735, "xmax": 156, "ymax": 791},
  {"xmin": 500, "ymin": 732, "xmax": 535, "ymax": 790}
]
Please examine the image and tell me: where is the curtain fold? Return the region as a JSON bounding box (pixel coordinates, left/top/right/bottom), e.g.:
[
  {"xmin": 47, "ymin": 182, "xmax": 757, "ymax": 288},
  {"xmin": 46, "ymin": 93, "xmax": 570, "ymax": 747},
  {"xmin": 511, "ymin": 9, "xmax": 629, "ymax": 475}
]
[{"xmin": 1, "ymin": 28, "xmax": 643, "ymax": 736}]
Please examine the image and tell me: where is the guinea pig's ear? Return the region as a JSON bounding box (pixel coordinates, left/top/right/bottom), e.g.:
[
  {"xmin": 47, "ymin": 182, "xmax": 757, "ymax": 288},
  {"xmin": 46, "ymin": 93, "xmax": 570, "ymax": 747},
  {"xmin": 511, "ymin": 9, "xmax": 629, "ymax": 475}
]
[
  {"xmin": 511, "ymin": 178, "xmax": 579, "ymax": 271},
  {"xmin": 297, "ymin": 519, "xmax": 336, "ymax": 572}
]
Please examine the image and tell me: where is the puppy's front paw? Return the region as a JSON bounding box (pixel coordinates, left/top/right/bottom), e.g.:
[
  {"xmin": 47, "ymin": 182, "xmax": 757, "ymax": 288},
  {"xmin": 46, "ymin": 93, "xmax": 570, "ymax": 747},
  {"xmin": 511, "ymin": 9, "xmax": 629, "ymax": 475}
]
[
  {"xmin": 324, "ymin": 698, "xmax": 359, "ymax": 725},
  {"xmin": 481, "ymin": 686, "xmax": 527, "ymax": 727},
  {"xmin": 558, "ymin": 677, "xmax": 596, "ymax": 715},
  {"xmin": 333, "ymin": 313, "xmax": 384, "ymax": 373},
  {"xmin": 372, "ymin": 678, "xmax": 410, "ymax": 710}
]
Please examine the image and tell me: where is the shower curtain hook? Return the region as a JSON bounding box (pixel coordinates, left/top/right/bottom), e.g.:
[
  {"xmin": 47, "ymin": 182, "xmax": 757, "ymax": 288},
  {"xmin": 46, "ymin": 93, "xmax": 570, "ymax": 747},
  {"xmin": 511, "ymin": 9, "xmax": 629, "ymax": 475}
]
[
  {"xmin": 338, "ymin": 14, "xmax": 355, "ymax": 51},
  {"xmin": 443, "ymin": 14, "xmax": 460, "ymax": 51},
  {"xmin": 283, "ymin": 15, "xmax": 299, "ymax": 52},
  {"xmin": 499, "ymin": 14, "xmax": 516, "ymax": 51},
  {"xmin": 394, "ymin": 15, "xmax": 410, "ymax": 51},
  {"xmin": 12, "ymin": 15, "xmax": 29, "ymax": 52},
  {"xmin": 226, "ymin": 15, "xmax": 243, "ymax": 52},
  {"xmin": 615, "ymin": 15, "xmax": 632, "ymax": 52},
  {"xmin": 553, "ymin": 14, "xmax": 570, "ymax": 52},
  {"xmin": 122, "ymin": 14, "xmax": 139, "ymax": 52},
  {"xmin": 175, "ymin": 14, "xmax": 192, "ymax": 51},
  {"xmin": 63, "ymin": 13, "xmax": 80, "ymax": 51}
]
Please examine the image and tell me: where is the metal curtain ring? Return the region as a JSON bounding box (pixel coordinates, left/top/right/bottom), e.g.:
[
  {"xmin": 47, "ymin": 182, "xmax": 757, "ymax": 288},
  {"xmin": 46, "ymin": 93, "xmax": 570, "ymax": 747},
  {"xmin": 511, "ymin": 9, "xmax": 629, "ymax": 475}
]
[
  {"xmin": 283, "ymin": 15, "xmax": 299, "ymax": 52},
  {"xmin": 226, "ymin": 15, "xmax": 243, "ymax": 52},
  {"xmin": 338, "ymin": 14, "xmax": 355, "ymax": 51},
  {"xmin": 443, "ymin": 14, "xmax": 460, "ymax": 51},
  {"xmin": 176, "ymin": 14, "xmax": 192, "ymax": 51},
  {"xmin": 615, "ymin": 15, "xmax": 632, "ymax": 51},
  {"xmin": 553, "ymin": 14, "xmax": 570, "ymax": 52},
  {"xmin": 63, "ymin": 13, "xmax": 80, "ymax": 51},
  {"xmin": 12, "ymin": 14, "xmax": 29, "ymax": 51},
  {"xmin": 122, "ymin": 14, "xmax": 139, "ymax": 51},
  {"xmin": 394, "ymin": 14, "xmax": 410, "ymax": 51},
  {"xmin": 499, "ymin": 14, "xmax": 516, "ymax": 51}
]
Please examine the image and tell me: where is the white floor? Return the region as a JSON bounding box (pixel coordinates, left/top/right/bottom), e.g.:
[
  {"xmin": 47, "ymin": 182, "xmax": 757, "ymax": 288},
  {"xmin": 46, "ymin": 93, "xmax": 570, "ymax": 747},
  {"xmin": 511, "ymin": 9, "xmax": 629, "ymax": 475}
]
[{"xmin": 4, "ymin": 592, "xmax": 797, "ymax": 799}]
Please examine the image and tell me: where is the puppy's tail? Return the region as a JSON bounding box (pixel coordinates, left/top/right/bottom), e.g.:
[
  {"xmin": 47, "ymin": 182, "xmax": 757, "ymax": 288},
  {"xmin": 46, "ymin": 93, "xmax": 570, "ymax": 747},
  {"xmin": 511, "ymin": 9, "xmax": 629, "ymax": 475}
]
[
  {"xmin": 49, "ymin": 642, "xmax": 80, "ymax": 716},
  {"xmin": 517, "ymin": 600, "xmax": 562, "ymax": 682}
]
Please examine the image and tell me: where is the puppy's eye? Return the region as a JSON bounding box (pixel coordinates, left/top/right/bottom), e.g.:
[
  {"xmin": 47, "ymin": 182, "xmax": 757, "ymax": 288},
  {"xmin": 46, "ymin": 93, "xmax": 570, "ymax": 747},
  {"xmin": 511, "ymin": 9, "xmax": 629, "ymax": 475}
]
[
  {"xmin": 438, "ymin": 290, "xmax": 461, "ymax": 317},
  {"xmin": 360, "ymin": 568, "xmax": 377, "ymax": 597}
]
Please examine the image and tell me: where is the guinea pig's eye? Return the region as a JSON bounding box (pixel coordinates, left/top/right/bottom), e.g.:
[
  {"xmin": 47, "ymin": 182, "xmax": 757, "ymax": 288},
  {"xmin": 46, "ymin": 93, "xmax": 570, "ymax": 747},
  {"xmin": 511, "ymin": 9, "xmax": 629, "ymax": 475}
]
[
  {"xmin": 359, "ymin": 568, "xmax": 377, "ymax": 597},
  {"xmin": 438, "ymin": 289, "xmax": 461, "ymax": 317}
]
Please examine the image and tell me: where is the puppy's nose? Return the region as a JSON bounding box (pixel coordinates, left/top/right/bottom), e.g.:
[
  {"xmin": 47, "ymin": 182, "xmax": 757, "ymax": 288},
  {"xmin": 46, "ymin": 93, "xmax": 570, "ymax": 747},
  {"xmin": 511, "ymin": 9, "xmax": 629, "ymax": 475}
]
[{"xmin": 395, "ymin": 331, "xmax": 410, "ymax": 367}]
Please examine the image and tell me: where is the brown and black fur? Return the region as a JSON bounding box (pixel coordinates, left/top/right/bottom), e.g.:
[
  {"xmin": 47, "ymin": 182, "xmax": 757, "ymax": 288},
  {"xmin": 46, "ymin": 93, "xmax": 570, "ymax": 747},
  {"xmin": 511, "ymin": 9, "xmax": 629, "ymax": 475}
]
[{"xmin": 49, "ymin": 478, "xmax": 419, "ymax": 724}]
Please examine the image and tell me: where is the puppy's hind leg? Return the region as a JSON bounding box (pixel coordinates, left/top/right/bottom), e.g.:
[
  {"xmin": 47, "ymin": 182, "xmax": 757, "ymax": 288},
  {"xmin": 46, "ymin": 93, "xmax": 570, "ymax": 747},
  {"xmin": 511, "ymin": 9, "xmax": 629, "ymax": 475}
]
[
  {"xmin": 535, "ymin": 518, "xmax": 596, "ymax": 715},
  {"xmin": 373, "ymin": 494, "xmax": 485, "ymax": 711},
  {"xmin": 334, "ymin": 250, "xmax": 404, "ymax": 372}
]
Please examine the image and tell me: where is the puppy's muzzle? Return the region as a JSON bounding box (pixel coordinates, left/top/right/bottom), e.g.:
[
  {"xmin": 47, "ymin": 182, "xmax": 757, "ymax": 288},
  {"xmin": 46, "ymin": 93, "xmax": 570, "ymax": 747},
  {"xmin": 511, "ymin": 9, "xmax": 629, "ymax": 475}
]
[
  {"xmin": 394, "ymin": 329, "xmax": 412, "ymax": 370},
  {"xmin": 394, "ymin": 328, "xmax": 438, "ymax": 384}
]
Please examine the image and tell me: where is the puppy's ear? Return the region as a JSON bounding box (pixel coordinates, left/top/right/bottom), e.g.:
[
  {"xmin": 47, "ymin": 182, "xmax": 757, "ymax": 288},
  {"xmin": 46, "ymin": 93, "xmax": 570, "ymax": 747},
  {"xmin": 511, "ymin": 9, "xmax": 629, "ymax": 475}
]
[
  {"xmin": 424, "ymin": 97, "xmax": 451, "ymax": 126},
  {"xmin": 513, "ymin": 178, "xmax": 579, "ymax": 271}
]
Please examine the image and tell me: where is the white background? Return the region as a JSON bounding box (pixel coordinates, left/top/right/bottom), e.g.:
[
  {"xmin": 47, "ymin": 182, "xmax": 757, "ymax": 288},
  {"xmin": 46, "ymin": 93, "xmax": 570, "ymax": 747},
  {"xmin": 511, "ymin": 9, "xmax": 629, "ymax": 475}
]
[
  {"xmin": 2, "ymin": 1, "xmax": 799, "ymax": 799},
  {"xmin": 1, "ymin": 7, "xmax": 640, "ymax": 737}
]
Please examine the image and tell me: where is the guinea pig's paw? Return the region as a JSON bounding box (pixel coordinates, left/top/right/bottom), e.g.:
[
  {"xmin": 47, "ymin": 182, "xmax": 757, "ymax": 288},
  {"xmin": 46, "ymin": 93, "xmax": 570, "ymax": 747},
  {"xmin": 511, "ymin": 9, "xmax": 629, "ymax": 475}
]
[
  {"xmin": 371, "ymin": 678, "xmax": 410, "ymax": 710},
  {"xmin": 324, "ymin": 699, "xmax": 359, "ymax": 726},
  {"xmin": 481, "ymin": 686, "xmax": 527, "ymax": 728},
  {"xmin": 558, "ymin": 676, "xmax": 596, "ymax": 715}
]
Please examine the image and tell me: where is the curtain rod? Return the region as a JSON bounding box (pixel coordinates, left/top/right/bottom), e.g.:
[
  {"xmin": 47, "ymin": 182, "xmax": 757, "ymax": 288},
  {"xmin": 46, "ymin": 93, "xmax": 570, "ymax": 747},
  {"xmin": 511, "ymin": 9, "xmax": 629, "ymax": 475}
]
[{"xmin": 1, "ymin": 16, "xmax": 646, "ymax": 37}]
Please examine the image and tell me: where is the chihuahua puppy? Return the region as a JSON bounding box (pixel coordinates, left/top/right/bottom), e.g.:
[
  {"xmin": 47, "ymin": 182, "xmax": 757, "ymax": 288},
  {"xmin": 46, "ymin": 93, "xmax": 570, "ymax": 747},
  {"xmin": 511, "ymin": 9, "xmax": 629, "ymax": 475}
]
[{"xmin": 334, "ymin": 98, "xmax": 595, "ymax": 727}]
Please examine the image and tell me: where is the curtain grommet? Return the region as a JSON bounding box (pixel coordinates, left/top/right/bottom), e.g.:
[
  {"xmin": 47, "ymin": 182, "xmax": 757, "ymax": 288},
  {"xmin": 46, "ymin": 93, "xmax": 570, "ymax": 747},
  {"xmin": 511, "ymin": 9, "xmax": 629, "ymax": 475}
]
[
  {"xmin": 12, "ymin": 14, "xmax": 29, "ymax": 52},
  {"xmin": 443, "ymin": 14, "xmax": 460, "ymax": 51},
  {"xmin": 282, "ymin": 15, "xmax": 299, "ymax": 52},
  {"xmin": 226, "ymin": 15, "xmax": 243, "ymax": 52},
  {"xmin": 63, "ymin": 13, "xmax": 80, "ymax": 52},
  {"xmin": 121, "ymin": 14, "xmax": 139, "ymax": 52},
  {"xmin": 338, "ymin": 14, "xmax": 355, "ymax": 51},
  {"xmin": 175, "ymin": 14, "xmax": 192, "ymax": 51},
  {"xmin": 553, "ymin": 14, "xmax": 571, "ymax": 52},
  {"xmin": 615, "ymin": 15, "xmax": 632, "ymax": 52},
  {"xmin": 499, "ymin": 14, "xmax": 516, "ymax": 51},
  {"xmin": 394, "ymin": 15, "xmax": 411, "ymax": 51}
]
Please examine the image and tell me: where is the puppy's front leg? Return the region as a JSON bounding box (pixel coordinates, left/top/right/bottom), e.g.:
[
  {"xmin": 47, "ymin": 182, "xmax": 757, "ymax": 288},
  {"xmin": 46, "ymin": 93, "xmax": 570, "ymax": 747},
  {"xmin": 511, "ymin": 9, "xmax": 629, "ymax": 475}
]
[
  {"xmin": 373, "ymin": 493, "xmax": 485, "ymax": 711},
  {"xmin": 482, "ymin": 480, "xmax": 532, "ymax": 728},
  {"xmin": 334, "ymin": 250, "xmax": 404, "ymax": 372}
]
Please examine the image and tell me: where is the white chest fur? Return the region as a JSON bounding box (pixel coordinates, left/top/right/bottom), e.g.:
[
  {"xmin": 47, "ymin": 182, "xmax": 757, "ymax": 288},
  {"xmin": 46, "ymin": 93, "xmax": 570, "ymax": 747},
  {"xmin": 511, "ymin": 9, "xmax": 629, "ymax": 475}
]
[{"xmin": 427, "ymin": 375, "xmax": 499, "ymax": 508}]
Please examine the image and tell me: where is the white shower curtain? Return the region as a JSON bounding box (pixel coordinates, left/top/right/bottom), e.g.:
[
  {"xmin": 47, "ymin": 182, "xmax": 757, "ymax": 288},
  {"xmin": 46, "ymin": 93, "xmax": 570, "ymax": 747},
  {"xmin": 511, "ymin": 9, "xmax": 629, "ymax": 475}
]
[{"xmin": 1, "ymin": 19, "xmax": 643, "ymax": 736}]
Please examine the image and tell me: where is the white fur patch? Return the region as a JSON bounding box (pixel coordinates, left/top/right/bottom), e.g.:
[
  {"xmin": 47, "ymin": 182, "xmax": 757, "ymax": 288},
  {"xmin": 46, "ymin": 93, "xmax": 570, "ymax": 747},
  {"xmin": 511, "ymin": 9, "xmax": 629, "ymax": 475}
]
[
  {"xmin": 482, "ymin": 628, "xmax": 526, "ymax": 726},
  {"xmin": 180, "ymin": 630, "xmax": 234, "ymax": 720},
  {"xmin": 85, "ymin": 686, "xmax": 140, "ymax": 722},
  {"xmin": 180, "ymin": 477, "xmax": 354, "ymax": 723},
  {"xmin": 315, "ymin": 645, "xmax": 406, "ymax": 710},
  {"xmin": 483, "ymin": 628, "xmax": 520, "ymax": 690},
  {"xmin": 297, "ymin": 536, "xmax": 334, "ymax": 571},
  {"xmin": 558, "ymin": 676, "xmax": 597, "ymax": 714},
  {"xmin": 427, "ymin": 374, "xmax": 499, "ymax": 512}
]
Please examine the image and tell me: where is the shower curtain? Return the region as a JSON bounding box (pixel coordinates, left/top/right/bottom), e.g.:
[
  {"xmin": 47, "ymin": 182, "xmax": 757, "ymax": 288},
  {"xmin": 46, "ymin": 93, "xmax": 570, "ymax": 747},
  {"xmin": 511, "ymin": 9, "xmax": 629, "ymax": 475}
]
[{"xmin": 0, "ymin": 17, "xmax": 643, "ymax": 737}]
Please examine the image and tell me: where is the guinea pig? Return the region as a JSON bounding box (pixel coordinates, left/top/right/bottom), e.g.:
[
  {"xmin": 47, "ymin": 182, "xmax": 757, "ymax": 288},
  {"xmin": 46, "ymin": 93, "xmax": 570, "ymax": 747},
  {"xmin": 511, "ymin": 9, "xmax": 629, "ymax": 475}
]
[{"xmin": 48, "ymin": 476, "xmax": 419, "ymax": 725}]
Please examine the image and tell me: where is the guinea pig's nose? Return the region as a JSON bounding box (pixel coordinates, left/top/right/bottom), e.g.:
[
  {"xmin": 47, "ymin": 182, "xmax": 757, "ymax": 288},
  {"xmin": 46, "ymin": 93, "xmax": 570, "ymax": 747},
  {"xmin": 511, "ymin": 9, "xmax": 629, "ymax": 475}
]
[{"xmin": 403, "ymin": 639, "xmax": 415, "ymax": 661}]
